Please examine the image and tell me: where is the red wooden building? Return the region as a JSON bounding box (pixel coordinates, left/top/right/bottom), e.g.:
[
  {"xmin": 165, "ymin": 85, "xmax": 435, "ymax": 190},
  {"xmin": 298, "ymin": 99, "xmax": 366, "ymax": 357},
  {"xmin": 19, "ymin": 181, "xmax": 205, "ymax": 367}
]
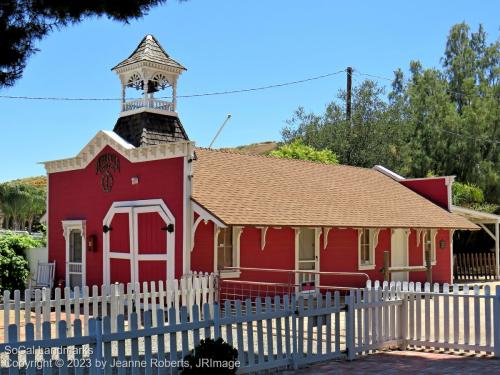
[{"xmin": 43, "ymin": 35, "xmax": 477, "ymax": 292}]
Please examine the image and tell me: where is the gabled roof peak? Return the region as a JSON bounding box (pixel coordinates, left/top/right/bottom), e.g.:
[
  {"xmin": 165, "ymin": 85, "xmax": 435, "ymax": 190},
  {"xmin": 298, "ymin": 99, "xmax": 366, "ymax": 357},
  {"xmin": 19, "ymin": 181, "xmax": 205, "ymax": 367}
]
[{"xmin": 112, "ymin": 34, "xmax": 185, "ymax": 71}]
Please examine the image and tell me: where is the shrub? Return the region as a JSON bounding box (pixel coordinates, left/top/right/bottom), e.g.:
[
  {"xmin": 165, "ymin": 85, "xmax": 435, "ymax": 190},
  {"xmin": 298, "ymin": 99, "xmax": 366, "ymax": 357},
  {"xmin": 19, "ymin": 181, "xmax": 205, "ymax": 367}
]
[
  {"xmin": 0, "ymin": 233, "xmax": 40, "ymax": 293},
  {"xmin": 0, "ymin": 245, "xmax": 29, "ymax": 292},
  {"xmin": 452, "ymin": 181, "xmax": 484, "ymax": 206},
  {"xmin": 0, "ymin": 232, "xmax": 43, "ymax": 256},
  {"xmin": 270, "ymin": 139, "xmax": 338, "ymax": 164},
  {"xmin": 182, "ymin": 338, "xmax": 239, "ymax": 375}
]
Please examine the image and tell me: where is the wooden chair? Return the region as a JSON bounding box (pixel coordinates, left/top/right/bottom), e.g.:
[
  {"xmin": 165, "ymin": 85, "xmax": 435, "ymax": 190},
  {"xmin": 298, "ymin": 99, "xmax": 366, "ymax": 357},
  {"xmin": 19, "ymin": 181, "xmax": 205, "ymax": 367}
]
[{"xmin": 29, "ymin": 261, "xmax": 56, "ymax": 293}]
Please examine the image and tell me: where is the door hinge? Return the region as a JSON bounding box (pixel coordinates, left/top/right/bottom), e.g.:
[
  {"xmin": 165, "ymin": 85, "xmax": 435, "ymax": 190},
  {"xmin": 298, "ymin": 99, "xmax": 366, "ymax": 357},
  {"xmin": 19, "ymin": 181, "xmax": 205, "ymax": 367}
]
[{"xmin": 161, "ymin": 223, "xmax": 175, "ymax": 233}]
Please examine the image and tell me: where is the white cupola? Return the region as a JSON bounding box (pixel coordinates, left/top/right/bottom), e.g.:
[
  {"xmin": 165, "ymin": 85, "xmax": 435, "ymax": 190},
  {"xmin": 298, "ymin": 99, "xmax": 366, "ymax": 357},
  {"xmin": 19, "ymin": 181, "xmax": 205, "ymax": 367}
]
[{"xmin": 112, "ymin": 34, "xmax": 186, "ymax": 116}]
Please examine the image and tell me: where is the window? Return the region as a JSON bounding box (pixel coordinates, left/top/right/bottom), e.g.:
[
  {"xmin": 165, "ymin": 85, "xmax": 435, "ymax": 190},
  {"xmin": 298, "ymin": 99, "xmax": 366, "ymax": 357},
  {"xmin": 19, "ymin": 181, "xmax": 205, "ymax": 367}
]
[
  {"xmin": 358, "ymin": 229, "xmax": 374, "ymax": 270},
  {"xmin": 217, "ymin": 227, "xmax": 233, "ymax": 270},
  {"xmin": 214, "ymin": 226, "xmax": 242, "ymax": 278},
  {"xmin": 423, "ymin": 229, "xmax": 436, "ymax": 265},
  {"xmin": 69, "ymin": 230, "xmax": 83, "ymax": 263}
]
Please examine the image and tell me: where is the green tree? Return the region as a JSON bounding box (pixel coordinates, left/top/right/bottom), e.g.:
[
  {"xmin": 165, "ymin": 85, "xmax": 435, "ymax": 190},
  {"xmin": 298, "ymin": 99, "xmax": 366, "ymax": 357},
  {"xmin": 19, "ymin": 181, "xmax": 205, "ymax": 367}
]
[
  {"xmin": 0, "ymin": 0, "xmax": 173, "ymax": 87},
  {"xmin": 0, "ymin": 183, "xmax": 46, "ymax": 232},
  {"xmin": 270, "ymin": 139, "xmax": 338, "ymax": 164},
  {"xmin": 281, "ymin": 22, "xmax": 499, "ymax": 206},
  {"xmin": 282, "ymin": 80, "xmax": 408, "ymax": 169}
]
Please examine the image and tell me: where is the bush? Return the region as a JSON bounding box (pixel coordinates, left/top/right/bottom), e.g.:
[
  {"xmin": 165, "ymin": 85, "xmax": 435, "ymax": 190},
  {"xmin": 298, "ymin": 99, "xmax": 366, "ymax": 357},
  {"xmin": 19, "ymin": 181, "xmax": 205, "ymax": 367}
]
[
  {"xmin": 182, "ymin": 338, "xmax": 239, "ymax": 375},
  {"xmin": 0, "ymin": 233, "xmax": 39, "ymax": 293},
  {"xmin": 0, "ymin": 246, "xmax": 29, "ymax": 292},
  {"xmin": 270, "ymin": 139, "xmax": 338, "ymax": 164},
  {"xmin": 452, "ymin": 182, "xmax": 484, "ymax": 206},
  {"xmin": 0, "ymin": 232, "xmax": 43, "ymax": 256}
]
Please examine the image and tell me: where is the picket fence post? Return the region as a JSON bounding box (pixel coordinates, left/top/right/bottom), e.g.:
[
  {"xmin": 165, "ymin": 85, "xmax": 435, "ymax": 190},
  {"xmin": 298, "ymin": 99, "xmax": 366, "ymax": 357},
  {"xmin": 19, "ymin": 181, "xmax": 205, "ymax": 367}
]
[
  {"xmin": 494, "ymin": 285, "xmax": 500, "ymax": 358},
  {"xmin": 90, "ymin": 318, "xmax": 104, "ymax": 375},
  {"xmin": 213, "ymin": 302, "xmax": 221, "ymax": 338},
  {"xmin": 345, "ymin": 292, "xmax": 356, "ymax": 360},
  {"xmin": 399, "ymin": 289, "xmax": 408, "ymax": 349}
]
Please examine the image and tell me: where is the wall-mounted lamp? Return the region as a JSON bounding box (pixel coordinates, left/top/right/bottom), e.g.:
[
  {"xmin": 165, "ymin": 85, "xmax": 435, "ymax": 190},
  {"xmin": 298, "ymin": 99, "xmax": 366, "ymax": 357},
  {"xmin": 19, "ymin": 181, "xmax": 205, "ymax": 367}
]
[
  {"xmin": 131, "ymin": 176, "xmax": 139, "ymax": 185},
  {"xmin": 439, "ymin": 239, "xmax": 446, "ymax": 249}
]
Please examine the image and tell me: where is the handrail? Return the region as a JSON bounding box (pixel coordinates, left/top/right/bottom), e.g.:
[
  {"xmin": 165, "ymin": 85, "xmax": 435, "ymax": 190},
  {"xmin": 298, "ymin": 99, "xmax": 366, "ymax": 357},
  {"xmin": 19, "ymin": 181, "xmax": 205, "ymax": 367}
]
[{"xmin": 222, "ymin": 266, "xmax": 370, "ymax": 281}]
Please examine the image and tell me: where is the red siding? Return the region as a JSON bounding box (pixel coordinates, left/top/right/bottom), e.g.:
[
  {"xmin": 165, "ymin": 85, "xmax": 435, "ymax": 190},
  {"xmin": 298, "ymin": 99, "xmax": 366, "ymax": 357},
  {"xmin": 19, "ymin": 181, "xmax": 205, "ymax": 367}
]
[
  {"xmin": 239, "ymin": 227, "xmax": 295, "ymax": 283},
  {"xmin": 191, "ymin": 226, "xmax": 452, "ymax": 288},
  {"xmin": 48, "ymin": 145, "xmax": 185, "ymax": 287},
  {"xmin": 400, "ymin": 178, "xmax": 450, "ymax": 210},
  {"xmin": 408, "ymin": 229, "xmax": 451, "ymax": 284},
  {"xmin": 320, "ymin": 228, "xmax": 390, "ymax": 288},
  {"xmin": 190, "ymin": 218, "xmax": 215, "ymax": 273}
]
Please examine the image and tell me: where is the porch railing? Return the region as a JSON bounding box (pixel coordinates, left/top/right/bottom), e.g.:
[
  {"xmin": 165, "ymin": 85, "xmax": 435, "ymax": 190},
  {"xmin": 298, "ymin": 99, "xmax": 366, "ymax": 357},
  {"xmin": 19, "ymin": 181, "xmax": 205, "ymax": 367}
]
[
  {"xmin": 454, "ymin": 252, "xmax": 497, "ymax": 281},
  {"xmin": 121, "ymin": 98, "xmax": 175, "ymax": 113}
]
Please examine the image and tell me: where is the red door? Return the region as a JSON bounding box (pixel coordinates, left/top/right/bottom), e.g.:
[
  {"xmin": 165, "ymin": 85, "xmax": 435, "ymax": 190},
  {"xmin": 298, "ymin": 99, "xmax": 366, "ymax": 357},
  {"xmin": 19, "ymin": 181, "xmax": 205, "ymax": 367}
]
[
  {"xmin": 108, "ymin": 208, "xmax": 133, "ymax": 285},
  {"xmin": 133, "ymin": 207, "xmax": 170, "ymax": 285},
  {"xmin": 105, "ymin": 203, "xmax": 173, "ymax": 286}
]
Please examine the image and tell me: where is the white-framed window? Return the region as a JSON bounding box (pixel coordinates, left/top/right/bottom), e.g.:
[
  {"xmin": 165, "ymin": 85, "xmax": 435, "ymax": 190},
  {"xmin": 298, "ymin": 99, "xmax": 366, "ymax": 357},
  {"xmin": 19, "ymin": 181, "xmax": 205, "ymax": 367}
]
[
  {"xmin": 214, "ymin": 226, "xmax": 242, "ymax": 278},
  {"xmin": 358, "ymin": 228, "xmax": 375, "ymax": 270},
  {"xmin": 217, "ymin": 227, "xmax": 234, "ymax": 269},
  {"xmin": 422, "ymin": 229, "xmax": 437, "ymax": 265}
]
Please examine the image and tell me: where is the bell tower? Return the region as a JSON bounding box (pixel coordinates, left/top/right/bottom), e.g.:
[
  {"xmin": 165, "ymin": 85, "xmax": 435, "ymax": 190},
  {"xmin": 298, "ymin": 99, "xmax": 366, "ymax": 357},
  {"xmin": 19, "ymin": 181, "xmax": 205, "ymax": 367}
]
[{"xmin": 111, "ymin": 35, "xmax": 189, "ymax": 147}]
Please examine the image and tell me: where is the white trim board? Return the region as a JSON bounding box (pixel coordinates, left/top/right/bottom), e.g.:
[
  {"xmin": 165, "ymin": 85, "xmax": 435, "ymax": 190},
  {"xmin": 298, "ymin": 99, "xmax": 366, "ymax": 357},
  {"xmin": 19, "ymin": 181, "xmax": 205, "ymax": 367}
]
[
  {"xmin": 42, "ymin": 130, "xmax": 194, "ymax": 174},
  {"xmin": 62, "ymin": 220, "xmax": 86, "ymax": 288}
]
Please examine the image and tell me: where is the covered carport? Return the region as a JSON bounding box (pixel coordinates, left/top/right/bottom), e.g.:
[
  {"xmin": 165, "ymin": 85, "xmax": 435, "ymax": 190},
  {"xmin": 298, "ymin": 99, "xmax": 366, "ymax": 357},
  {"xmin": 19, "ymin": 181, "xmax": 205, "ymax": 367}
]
[{"xmin": 451, "ymin": 205, "xmax": 500, "ymax": 279}]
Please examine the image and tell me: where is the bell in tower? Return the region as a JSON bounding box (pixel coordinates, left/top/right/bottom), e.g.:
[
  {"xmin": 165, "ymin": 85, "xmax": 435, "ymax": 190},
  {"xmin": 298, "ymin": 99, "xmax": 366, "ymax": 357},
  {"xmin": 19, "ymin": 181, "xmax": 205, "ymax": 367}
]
[{"xmin": 111, "ymin": 35, "xmax": 189, "ymax": 147}]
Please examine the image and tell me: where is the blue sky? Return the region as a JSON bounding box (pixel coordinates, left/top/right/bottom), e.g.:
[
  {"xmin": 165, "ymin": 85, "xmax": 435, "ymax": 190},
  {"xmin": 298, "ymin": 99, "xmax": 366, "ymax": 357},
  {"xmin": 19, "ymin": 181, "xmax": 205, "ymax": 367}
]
[{"xmin": 0, "ymin": 0, "xmax": 498, "ymax": 181}]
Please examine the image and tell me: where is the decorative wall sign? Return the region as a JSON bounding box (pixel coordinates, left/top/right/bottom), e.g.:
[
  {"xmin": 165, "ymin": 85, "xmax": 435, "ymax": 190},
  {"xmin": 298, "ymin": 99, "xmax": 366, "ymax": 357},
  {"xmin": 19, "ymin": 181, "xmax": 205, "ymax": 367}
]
[{"xmin": 96, "ymin": 153, "xmax": 120, "ymax": 192}]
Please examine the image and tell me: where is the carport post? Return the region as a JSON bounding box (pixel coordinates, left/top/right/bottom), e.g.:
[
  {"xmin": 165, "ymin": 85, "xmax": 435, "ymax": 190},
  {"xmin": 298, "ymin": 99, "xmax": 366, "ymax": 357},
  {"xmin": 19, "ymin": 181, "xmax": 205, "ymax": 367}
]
[
  {"xmin": 494, "ymin": 286, "xmax": 500, "ymax": 357},
  {"xmin": 495, "ymin": 221, "xmax": 499, "ymax": 280}
]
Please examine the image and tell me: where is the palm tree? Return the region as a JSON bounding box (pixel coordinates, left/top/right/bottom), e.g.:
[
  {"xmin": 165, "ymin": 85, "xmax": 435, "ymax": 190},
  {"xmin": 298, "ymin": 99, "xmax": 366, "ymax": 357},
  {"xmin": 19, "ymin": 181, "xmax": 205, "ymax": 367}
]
[
  {"xmin": 25, "ymin": 186, "xmax": 46, "ymax": 233},
  {"xmin": 0, "ymin": 183, "xmax": 45, "ymax": 231}
]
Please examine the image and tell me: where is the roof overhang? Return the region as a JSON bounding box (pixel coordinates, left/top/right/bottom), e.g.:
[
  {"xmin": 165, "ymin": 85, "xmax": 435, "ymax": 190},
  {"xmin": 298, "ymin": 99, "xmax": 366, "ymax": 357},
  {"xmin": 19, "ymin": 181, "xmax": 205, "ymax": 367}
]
[{"xmin": 451, "ymin": 205, "xmax": 500, "ymax": 224}]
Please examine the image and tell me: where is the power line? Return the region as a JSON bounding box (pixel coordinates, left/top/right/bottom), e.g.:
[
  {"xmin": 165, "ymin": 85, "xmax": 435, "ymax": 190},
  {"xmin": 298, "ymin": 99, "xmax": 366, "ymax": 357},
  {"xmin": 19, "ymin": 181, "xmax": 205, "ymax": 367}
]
[{"xmin": 0, "ymin": 70, "xmax": 346, "ymax": 101}]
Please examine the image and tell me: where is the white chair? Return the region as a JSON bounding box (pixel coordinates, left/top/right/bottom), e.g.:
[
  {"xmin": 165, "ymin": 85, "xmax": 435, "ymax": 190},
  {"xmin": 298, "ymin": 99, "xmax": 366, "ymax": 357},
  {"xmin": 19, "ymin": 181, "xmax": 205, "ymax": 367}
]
[{"xmin": 29, "ymin": 261, "xmax": 56, "ymax": 292}]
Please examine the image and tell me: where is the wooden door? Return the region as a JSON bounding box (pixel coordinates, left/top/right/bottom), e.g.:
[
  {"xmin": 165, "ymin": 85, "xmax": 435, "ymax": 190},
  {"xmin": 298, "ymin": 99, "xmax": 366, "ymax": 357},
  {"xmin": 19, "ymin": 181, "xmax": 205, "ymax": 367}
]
[
  {"xmin": 297, "ymin": 228, "xmax": 319, "ymax": 290},
  {"xmin": 108, "ymin": 208, "xmax": 133, "ymax": 285},
  {"xmin": 104, "ymin": 201, "xmax": 174, "ymax": 287},
  {"xmin": 133, "ymin": 207, "xmax": 169, "ymax": 285},
  {"xmin": 391, "ymin": 229, "xmax": 409, "ymax": 282}
]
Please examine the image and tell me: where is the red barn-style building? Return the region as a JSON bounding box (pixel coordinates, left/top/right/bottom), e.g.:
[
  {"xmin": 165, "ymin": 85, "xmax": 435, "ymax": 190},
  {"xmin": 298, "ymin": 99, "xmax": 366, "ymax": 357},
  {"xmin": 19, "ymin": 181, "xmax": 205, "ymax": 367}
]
[{"xmin": 43, "ymin": 35, "xmax": 477, "ymax": 292}]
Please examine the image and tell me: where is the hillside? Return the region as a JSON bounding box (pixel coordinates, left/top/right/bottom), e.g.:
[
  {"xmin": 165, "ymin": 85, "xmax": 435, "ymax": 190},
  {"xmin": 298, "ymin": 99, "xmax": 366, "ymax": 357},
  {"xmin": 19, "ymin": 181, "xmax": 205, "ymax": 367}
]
[
  {"xmin": 221, "ymin": 141, "xmax": 279, "ymax": 155},
  {"xmin": 6, "ymin": 176, "xmax": 47, "ymax": 188}
]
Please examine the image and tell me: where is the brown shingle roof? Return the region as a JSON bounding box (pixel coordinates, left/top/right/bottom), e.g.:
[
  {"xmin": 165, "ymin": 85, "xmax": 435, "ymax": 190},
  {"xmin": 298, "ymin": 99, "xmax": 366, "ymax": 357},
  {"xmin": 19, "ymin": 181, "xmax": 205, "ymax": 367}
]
[
  {"xmin": 112, "ymin": 35, "xmax": 185, "ymax": 71},
  {"xmin": 192, "ymin": 148, "xmax": 477, "ymax": 230}
]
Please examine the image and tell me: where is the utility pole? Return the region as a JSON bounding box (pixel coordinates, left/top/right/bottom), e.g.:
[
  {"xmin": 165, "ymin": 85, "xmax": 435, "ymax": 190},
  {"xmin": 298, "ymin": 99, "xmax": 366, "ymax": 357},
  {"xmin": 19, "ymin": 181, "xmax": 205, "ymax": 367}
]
[{"xmin": 346, "ymin": 67, "xmax": 353, "ymax": 122}]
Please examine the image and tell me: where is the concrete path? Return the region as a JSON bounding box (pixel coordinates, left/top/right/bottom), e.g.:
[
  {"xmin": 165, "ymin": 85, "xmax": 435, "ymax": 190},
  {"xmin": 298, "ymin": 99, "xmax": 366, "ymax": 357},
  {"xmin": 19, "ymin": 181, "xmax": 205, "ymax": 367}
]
[{"xmin": 284, "ymin": 351, "xmax": 499, "ymax": 375}]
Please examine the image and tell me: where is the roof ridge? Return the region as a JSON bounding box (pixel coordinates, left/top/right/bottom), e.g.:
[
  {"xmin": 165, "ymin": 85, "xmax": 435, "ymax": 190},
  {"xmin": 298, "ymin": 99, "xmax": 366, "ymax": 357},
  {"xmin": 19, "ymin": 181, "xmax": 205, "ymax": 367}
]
[{"xmin": 194, "ymin": 146, "xmax": 380, "ymax": 173}]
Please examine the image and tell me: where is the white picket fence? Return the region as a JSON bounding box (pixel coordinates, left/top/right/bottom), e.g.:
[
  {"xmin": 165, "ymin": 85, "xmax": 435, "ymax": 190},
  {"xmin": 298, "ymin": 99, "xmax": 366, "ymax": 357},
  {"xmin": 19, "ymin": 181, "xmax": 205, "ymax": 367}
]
[
  {"xmin": 1, "ymin": 281, "xmax": 499, "ymax": 373},
  {"xmin": 345, "ymin": 281, "xmax": 500, "ymax": 358},
  {"xmin": 1, "ymin": 292, "xmax": 345, "ymax": 373},
  {"xmin": 0, "ymin": 272, "xmax": 216, "ymax": 343}
]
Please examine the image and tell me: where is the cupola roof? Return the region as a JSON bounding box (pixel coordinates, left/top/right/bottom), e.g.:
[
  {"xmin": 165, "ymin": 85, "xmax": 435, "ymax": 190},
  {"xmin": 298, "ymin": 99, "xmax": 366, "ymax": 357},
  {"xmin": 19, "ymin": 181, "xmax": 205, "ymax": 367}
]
[{"xmin": 112, "ymin": 34, "xmax": 186, "ymax": 72}]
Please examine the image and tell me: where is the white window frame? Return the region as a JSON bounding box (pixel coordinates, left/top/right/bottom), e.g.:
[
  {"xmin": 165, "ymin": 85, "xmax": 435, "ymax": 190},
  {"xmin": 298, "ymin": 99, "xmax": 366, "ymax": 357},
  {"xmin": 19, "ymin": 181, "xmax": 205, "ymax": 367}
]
[
  {"xmin": 214, "ymin": 225, "xmax": 242, "ymax": 278},
  {"xmin": 62, "ymin": 220, "xmax": 86, "ymax": 288},
  {"xmin": 422, "ymin": 229, "xmax": 437, "ymax": 266},
  {"xmin": 358, "ymin": 228, "xmax": 376, "ymax": 270}
]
